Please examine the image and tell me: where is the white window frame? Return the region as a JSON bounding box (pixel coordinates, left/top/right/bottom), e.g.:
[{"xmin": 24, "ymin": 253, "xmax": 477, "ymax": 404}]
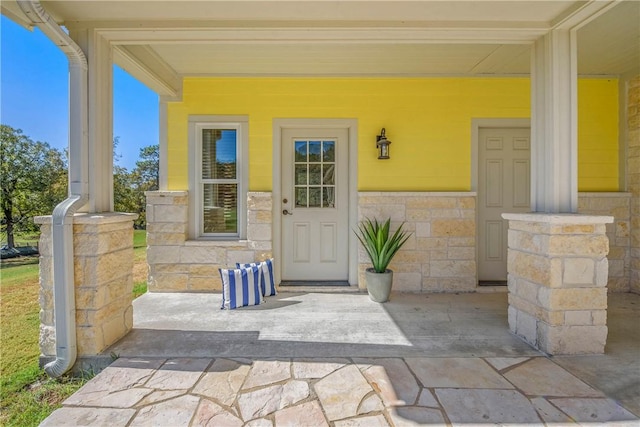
[{"xmin": 188, "ymin": 115, "xmax": 249, "ymax": 240}]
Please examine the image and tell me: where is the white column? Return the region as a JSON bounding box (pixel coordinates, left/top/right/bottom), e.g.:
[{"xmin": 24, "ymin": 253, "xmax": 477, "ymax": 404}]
[
  {"xmin": 158, "ymin": 98, "xmax": 169, "ymax": 191},
  {"xmin": 70, "ymin": 29, "xmax": 114, "ymax": 213},
  {"xmin": 530, "ymin": 29, "xmax": 578, "ymax": 213}
]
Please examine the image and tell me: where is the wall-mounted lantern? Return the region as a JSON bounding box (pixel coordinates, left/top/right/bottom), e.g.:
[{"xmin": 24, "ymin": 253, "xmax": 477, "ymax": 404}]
[{"xmin": 376, "ymin": 128, "xmax": 392, "ymax": 159}]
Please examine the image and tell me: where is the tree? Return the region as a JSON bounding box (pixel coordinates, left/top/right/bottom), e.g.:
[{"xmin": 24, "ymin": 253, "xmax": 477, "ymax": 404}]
[
  {"xmin": 130, "ymin": 144, "xmax": 159, "ymax": 228},
  {"xmin": 133, "ymin": 144, "xmax": 159, "ymax": 193},
  {"xmin": 0, "ymin": 125, "xmax": 67, "ymax": 248},
  {"xmin": 112, "ymin": 142, "xmax": 159, "ymax": 229}
]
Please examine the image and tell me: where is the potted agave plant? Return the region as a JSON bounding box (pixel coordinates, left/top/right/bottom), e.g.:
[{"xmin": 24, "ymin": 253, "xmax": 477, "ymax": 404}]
[{"xmin": 355, "ymin": 217, "xmax": 412, "ymax": 303}]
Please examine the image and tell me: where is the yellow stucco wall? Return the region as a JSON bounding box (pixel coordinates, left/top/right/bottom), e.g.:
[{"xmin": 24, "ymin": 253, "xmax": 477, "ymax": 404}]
[{"xmin": 167, "ymin": 77, "xmax": 618, "ymax": 192}]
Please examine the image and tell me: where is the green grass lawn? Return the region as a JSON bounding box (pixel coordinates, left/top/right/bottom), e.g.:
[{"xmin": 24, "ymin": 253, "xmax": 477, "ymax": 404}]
[{"xmin": 0, "ymin": 229, "xmax": 148, "ymax": 426}]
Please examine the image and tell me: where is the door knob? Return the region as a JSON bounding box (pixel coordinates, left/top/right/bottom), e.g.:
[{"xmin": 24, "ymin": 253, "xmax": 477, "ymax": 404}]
[{"xmin": 282, "ymin": 209, "xmax": 293, "ymax": 215}]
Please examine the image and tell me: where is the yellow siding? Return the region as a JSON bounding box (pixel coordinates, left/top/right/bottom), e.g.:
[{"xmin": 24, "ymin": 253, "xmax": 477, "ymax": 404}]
[
  {"xmin": 578, "ymin": 79, "xmax": 619, "ymax": 191},
  {"xmin": 167, "ymin": 77, "xmax": 618, "ymax": 192}
]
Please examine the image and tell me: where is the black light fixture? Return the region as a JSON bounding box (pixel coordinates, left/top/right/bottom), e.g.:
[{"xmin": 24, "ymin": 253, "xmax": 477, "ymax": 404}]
[{"xmin": 376, "ymin": 128, "xmax": 392, "ymax": 159}]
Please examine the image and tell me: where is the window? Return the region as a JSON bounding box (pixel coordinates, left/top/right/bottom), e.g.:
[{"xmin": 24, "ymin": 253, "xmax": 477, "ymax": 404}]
[{"xmin": 190, "ymin": 116, "xmax": 248, "ymax": 239}]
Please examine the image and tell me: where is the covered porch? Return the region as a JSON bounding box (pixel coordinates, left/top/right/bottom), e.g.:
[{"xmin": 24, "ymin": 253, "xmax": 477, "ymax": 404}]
[
  {"xmin": 2, "ymin": 0, "xmax": 638, "ymax": 385},
  {"xmin": 40, "ymin": 290, "xmax": 640, "ymax": 425}
]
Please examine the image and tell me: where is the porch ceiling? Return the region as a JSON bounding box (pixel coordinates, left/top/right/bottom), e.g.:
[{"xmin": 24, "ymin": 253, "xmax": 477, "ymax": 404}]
[{"xmin": 3, "ymin": 1, "xmax": 639, "ymax": 93}]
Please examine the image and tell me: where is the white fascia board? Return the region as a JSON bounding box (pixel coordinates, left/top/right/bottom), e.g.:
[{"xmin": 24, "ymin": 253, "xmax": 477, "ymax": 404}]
[
  {"xmin": 94, "ymin": 25, "xmax": 548, "ymax": 45},
  {"xmin": 113, "ymin": 45, "xmax": 182, "ymax": 99}
]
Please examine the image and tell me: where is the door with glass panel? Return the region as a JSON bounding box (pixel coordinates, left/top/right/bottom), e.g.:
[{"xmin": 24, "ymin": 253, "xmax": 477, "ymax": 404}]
[{"xmin": 281, "ymin": 128, "xmax": 349, "ymax": 281}]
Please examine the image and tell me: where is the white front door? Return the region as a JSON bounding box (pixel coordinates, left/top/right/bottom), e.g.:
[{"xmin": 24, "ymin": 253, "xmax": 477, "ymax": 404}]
[
  {"xmin": 281, "ymin": 128, "xmax": 349, "ymax": 281},
  {"xmin": 478, "ymin": 127, "xmax": 531, "ymax": 282}
]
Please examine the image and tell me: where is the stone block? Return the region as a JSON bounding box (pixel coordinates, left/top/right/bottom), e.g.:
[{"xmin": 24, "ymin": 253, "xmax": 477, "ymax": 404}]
[
  {"xmin": 392, "ymin": 272, "xmax": 422, "ymax": 292},
  {"xmin": 102, "ymin": 313, "xmax": 130, "ymax": 349},
  {"xmin": 415, "ymin": 222, "xmax": 431, "ymax": 237},
  {"xmin": 563, "ymin": 258, "xmax": 595, "ymax": 285},
  {"xmin": 447, "ymin": 247, "xmax": 475, "ymax": 260},
  {"xmin": 561, "ymin": 224, "xmax": 595, "ymax": 234},
  {"xmin": 147, "ymin": 222, "xmax": 188, "ymax": 233},
  {"xmin": 189, "ymin": 276, "xmax": 219, "ymax": 291},
  {"xmin": 510, "ymin": 307, "xmax": 537, "ymax": 347},
  {"xmin": 430, "ymin": 260, "xmax": 475, "ymax": 277},
  {"xmin": 592, "ymin": 310, "xmax": 607, "ymax": 325},
  {"xmin": 247, "ymin": 193, "xmax": 272, "ymax": 210},
  {"xmin": 247, "ymin": 223, "xmax": 272, "ymax": 241},
  {"xmin": 448, "ymin": 237, "xmax": 475, "ymax": 247},
  {"xmin": 227, "ymin": 250, "xmax": 258, "ymax": 266},
  {"xmin": 405, "ymin": 209, "xmax": 431, "ymax": 221},
  {"xmin": 431, "ymin": 219, "xmax": 475, "ymax": 237},
  {"xmin": 537, "ymin": 287, "xmax": 607, "ymax": 311},
  {"xmin": 392, "ymin": 250, "xmax": 429, "ymax": 264},
  {"xmin": 40, "ymin": 324, "xmax": 56, "ymax": 356},
  {"xmin": 548, "ymin": 235, "xmax": 609, "ymax": 257},
  {"xmin": 248, "ymin": 240, "xmax": 273, "ymax": 251},
  {"xmin": 179, "ymin": 246, "xmax": 223, "ymax": 264},
  {"xmin": 150, "ymin": 273, "xmax": 189, "ymax": 292},
  {"xmin": 457, "ymin": 197, "xmax": 476, "ymax": 209},
  {"xmin": 76, "ymin": 326, "xmax": 105, "ymax": 355},
  {"xmin": 508, "ymin": 230, "xmax": 547, "ymax": 254},
  {"xmin": 416, "ymin": 238, "xmax": 447, "ymax": 250},
  {"xmin": 153, "ymin": 263, "xmax": 189, "ymax": 274},
  {"xmin": 564, "ymin": 310, "xmax": 593, "ymax": 326},
  {"xmin": 147, "ymin": 232, "xmax": 186, "ymax": 246},
  {"xmin": 537, "ymin": 323, "xmax": 607, "ymax": 355},
  {"xmin": 249, "ymin": 210, "xmax": 273, "ymax": 224},
  {"xmin": 189, "ymin": 264, "xmax": 218, "ymax": 276},
  {"xmin": 405, "ymin": 197, "xmax": 457, "ymax": 209},
  {"xmin": 153, "ymin": 204, "xmax": 188, "ymax": 223},
  {"xmin": 437, "ymin": 277, "xmax": 476, "ymax": 292},
  {"xmin": 147, "ymin": 246, "xmax": 179, "ymax": 265},
  {"xmin": 508, "ymin": 251, "xmax": 562, "ymax": 287},
  {"xmin": 430, "ymin": 209, "xmax": 461, "ymax": 218}
]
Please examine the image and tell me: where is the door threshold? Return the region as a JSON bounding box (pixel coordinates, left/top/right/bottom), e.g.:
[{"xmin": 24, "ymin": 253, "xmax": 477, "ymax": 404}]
[
  {"xmin": 281, "ymin": 281, "xmax": 350, "ymax": 286},
  {"xmin": 278, "ymin": 281, "xmax": 360, "ymax": 293},
  {"xmin": 478, "ymin": 280, "xmax": 507, "ymax": 286}
]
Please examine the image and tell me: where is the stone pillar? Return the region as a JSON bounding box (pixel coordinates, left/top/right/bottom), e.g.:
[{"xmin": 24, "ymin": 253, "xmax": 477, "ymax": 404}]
[
  {"xmin": 36, "ymin": 213, "xmax": 138, "ymax": 365},
  {"xmin": 503, "ymin": 213, "xmax": 613, "ymax": 355},
  {"xmin": 628, "ymin": 76, "xmax": 640, "ymax": 292}
]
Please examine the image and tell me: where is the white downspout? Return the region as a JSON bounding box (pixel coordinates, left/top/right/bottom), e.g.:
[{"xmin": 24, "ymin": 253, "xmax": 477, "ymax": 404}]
[{"xmin": 17, "ymin": 0, "xmax": 89, "ymax": 377}]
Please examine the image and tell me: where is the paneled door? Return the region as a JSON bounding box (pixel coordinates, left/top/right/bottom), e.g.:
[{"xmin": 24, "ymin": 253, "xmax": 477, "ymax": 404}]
[
  {"xmin": 478, "ymin": 127, "xmax": 531, "ymax": 282},
  {"xmin": 281, "ymin": 128, "xmax": 349, "ymax": 281}
]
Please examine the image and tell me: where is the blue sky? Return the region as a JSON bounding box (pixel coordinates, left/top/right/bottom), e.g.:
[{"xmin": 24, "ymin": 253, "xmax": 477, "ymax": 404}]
[{"xmin": 1, "ymin": 15, "xmax": 159, "ymax": 171}]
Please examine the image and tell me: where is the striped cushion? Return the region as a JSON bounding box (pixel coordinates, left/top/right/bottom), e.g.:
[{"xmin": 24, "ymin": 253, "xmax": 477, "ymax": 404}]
[
  {"xmin": 219, "ymin": 266, "xmax": 263, "ymax": 310},
  {"xmin": 237, "ymin": 258, "xmax": 277, "ymax": 297}
]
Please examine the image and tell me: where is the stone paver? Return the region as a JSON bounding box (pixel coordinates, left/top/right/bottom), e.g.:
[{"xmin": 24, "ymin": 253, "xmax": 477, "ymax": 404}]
[
  {"xmin": 42, "ymin": 356, "xmax": 639, "ymax": 426},
  {"xmin": 504, "ymin": 357, "xmax": 603, "ymax": 397},
  {"xmin": 406, "ymin": 357, "xmax": 514, "ymax": 389},
  {"xmin": 192, "ymin": 358, "xmax": 251, "ymax": 405},
  {"xmin": 436, "ymin": 388, "xmax": 541, "ymax": 425},
  {"xmin": 315, "ymin": 364, "xmax": 374, "ymax": 421}
]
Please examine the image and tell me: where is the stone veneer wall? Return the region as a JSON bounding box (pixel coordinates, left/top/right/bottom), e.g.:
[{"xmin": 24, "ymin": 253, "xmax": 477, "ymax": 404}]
[
  {"xmin": 358, "ymin": 192, "xmax": 476, "ymax": 292},
  {"xmin": 35, "ymin": 213, "xmax": 137, "ymax": 360},
  {"xmin": 578, "ymin": 192, "xmax": 631, "ymax": 292},
  {"xmin": 504, "ymin": 214, "xmax": 612, "ymax": 354},
  {"xmin": 146, "ymin": 191, "xmax": 272, "ymax": 292},
  {"xmin": 628, "ymin": 75, "xmax": 640, "ymax": 293}
]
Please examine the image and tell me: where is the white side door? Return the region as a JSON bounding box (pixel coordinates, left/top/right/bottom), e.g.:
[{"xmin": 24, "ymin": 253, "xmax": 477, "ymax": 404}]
[
  {"xmin": 281, "ymin": 128, "xmax": 349, "ymax": 281},
  {"xmin": 478, "ymin": 127, "xmax": 531, "ymax": 282}
]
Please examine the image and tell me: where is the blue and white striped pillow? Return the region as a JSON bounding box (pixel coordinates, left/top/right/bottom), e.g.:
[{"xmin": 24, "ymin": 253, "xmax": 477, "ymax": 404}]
[
  {"xmin": 236, "ymin": 258, "xmax": 277, "ymax": 297},
  {"xmin": 219, "ymin": 266, "xmax": 263, "ymax": 310}
]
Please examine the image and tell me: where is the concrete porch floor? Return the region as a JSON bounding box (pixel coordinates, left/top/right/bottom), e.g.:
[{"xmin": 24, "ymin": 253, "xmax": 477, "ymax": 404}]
[{"xmin": 42, "ymin": 291, "xmax": 640, "ymax": 426}]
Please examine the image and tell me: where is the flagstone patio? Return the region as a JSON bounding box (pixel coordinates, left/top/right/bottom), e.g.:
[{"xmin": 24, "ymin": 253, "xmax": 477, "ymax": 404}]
[{"xmin": 40, "ymin": 291, "xmax": 640, "ymax": 426}]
